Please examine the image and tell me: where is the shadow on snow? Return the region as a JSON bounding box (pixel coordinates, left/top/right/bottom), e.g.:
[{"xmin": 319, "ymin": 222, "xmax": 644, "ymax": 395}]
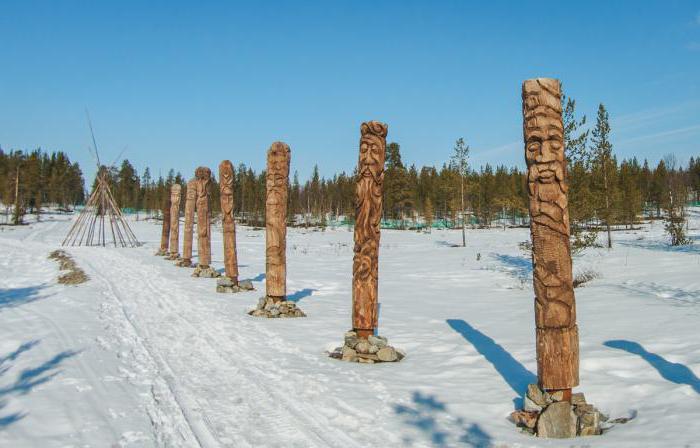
[
  {"xmin": 394, "ymin": 391, "xmax": 492, "ymax": 447},
  {"xmin": 286, "ymin": 288, "xmax": 318, "ymax": 303},
  {"xmin": 0, "ymin": 340, "xmax": 80, "ymax": 428},
  {"xmin": 604, "ymin": 339, "xmax": 700, "ymax": 394},
  {"xmin": 490, "ymin": 254, "xmax": 532, "ymax": 281},
  {"xmin": 0, "ymin": 285, "xmax": 51, "ymax": 311},
  {"xmin": 446, "ymin": 319, "xmax": 535, "ymax": 408}
]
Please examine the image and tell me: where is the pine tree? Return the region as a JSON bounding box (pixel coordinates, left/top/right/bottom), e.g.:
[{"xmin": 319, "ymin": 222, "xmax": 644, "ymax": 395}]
[
  {"xmin": 450, "ymin": 138, "xmax": 469, "ymax": 246},
  {"xmin": 591, "ymin": 103, "xmax": 615, "ymax": 248}
]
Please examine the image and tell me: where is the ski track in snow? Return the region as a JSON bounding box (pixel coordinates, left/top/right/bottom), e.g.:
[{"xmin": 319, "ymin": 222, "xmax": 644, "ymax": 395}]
[{"xmin": 2, "ymin": 215, "xmax": 700, "ymax": 447}]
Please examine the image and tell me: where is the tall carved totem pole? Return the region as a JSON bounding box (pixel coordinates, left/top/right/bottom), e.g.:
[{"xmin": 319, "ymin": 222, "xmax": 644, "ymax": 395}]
[
  {"xmin": 219, "ymin": 160, "xmax": 239, "ymax": 284},
  {"xmin": 157, "ymin": 196, "xmax": 171, "ymax": 255},
  {"xmin": 352, "ymin": 121, "xmax": 387, "ymax": 339},
  {"xmin": 330, "ymin": 121, "xmax": 402, "ymax": 363},
  {"xmin": 265, "ymin": 142, "xmax": 290, "ymax": 302},
  {"xmin": 177, "ymin": 179, "xmax": 197, "ymax": 267},
  {"xmin": 523, "ymin": 78, "xmax": 579, "ymax": 395},
  {"xmin": 511, "ymin": 79, "xmax": 601, "ymax": 438},
  {"xmin": 167, "ymin": 184, "xmax": 182, "ymax": 259},
  {"xmin": 192, "ymin": 166, "xmax": 219, "ymax": 278},
  {"xmin": 249, "ymin": 143, "xmax": 304, "ymax": 316}
]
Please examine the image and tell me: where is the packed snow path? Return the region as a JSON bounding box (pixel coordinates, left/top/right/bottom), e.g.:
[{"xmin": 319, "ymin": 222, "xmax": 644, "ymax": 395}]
[{"xmin": 1, "ymin": 214, "xmax": 699, "ymax": 447}]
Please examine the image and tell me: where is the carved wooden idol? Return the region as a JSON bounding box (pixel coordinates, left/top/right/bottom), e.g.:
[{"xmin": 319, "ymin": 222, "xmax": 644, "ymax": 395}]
[
  {"xmin": 219, "ymin": 160, "xmax": 239, "ymax": 284},
  {"xmin": 168, "ymin": 184, "xmax": 182, "ymax": 258},
  {"xmin": 158, "ymin": 196, "xmax": 171, "ymax": 255},
  {"xmin": 352, "ymin": 121, "xmax": 387, "ymax": 339},
  {"xmin": 180, "ymin": 179, "xmax": 197, "ymax": 266},
  {"xmin": 265, "ymin": 142, "xmax": 290, "ymax": 301},
  {"xmin": 195, "ymin": 166, "xmax": 212, "ymax": 268},
  {"xmin": 523, "ymin": 78, "xmax": 579, "ymax": 395}
]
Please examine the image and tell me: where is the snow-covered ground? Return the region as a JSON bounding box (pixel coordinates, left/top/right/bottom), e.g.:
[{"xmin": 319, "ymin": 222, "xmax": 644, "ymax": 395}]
[{"xmin": 1, "ymin": 212, "xmax": 699, "ymax": 447}]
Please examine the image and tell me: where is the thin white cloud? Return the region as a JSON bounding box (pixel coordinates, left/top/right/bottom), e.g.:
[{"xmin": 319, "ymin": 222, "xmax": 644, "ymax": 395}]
[
  {"xmin": 475, "ymin": 141, "xmax": 521, "ymax": 157},
  {"xmin": 616, "ymin": 123, "xmax": 700, "ymax": 146},
  {"xmin": 613, "ymin": 101, "xmax": 700, "ymax": 131}
]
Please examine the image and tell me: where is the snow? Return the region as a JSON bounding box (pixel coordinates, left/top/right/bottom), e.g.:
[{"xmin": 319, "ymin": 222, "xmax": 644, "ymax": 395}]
[{"xmin": 1, "ymin": 213, "xmax": 699, "ymax": 447}]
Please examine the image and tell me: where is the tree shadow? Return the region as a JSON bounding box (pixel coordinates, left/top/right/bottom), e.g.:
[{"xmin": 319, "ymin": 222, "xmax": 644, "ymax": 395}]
[
  {"xmin": 286, "ymin": 288, "xmax": 318, "ymax": 303},
  {"xmin": 604, "ymin": 340, "xmax": 700, "ymax": 394},
  {"xmin": 249, "ymin": 273, "xmax": 265, "ymax": 282},
  {"xmin": 618, "ymin": 239, "xmax": 700, "ymax": 254},
  {"xmin": 0, "ymin": 341, "xmax": 79, "ymax": 429},
  {"xmin": 0, "ymin": 285, "xmax": 50, "ymax": 311},
  {"xmin": 394, "ymin": 391, "xmax": 493, "ymax": 447},
  {"xmin": 446, "ymin": 319, "xmax": 536, "ymax": 408},
  {"xmin": 491, "ymin": 254, "xmax": 532, "ymax": 281}
]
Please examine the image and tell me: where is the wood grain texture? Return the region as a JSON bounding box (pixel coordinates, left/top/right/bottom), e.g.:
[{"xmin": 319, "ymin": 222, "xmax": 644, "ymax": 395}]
[
  {"xmin": 195, "ymin": 166, "xmax": 212, "ymax": 267},
  {"xmin": 523, "ymin": 78, "xmax": 579, "ymax": 390},
  {"xmin": 159, "ymin": 196, "xmax": 171, "ymax": 253},
  {"xmin": 352, "ymin": 121, "xmax": 387, "ymax": 334},
  {"xmin": 219, "ymin": 160, "xmax": 239, "ymax": 283},
  {"xmin": 181, "ymin": 179, "xmax": 197, "ymax": 263},
  {"xmin": 168, "ymin": 184, "xmax": 182, "ymax": 257},
  {"xmin": 265, "ymin": 142, "xmax": 290, "ymax": 300}
]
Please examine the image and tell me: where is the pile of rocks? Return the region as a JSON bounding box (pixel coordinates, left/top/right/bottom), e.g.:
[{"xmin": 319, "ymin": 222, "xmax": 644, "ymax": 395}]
[
  {"xmin": 165, "ymin": 253, "xmax": 180, "ymax": 261},
  {"xmin": 510, "ymin": 384, "xmax": 604, "ymax": 438},
  {"xmin": 175, "ymin": 258, "xmax": 194, "ymax": 268},
  {"xmin": 216, "ymin": 278, "xmax": 255, "ymax": 293},
  {"xmin": 248, "ymin": 296, "xmax": 306, "ymax": 318},
  {"xmin": 328, "ymin": 331, "xmax": 405, "ymax": 364},
  {"xmin": 192, "ymin": 264, "xmax": 220, "ymax": 278},
  {"xmin": 154, "ymin": 249, "xmax": 168, "ymax": 256}
]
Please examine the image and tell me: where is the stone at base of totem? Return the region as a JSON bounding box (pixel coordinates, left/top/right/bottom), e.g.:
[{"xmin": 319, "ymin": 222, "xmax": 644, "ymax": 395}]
[
  {"xmin": 155, "ymin": 249, "xmax": 168, "ymax": 256},
  {"xmin": 175, "ymin": 258, "xmax": 194, "ymax": 268},
  {"xmin": 216, "ymin": 277, "xmax": 255, "ymax": 293},
  {"xmin": 248, "ymin": 296, "xmax": 305, "ymax": 318},
  {"xmin": 328, "ymin": 331, "xmax": 405, "ymax": 364},
  {"xmin": 165, "ymin": 252, "xmax": 180, "ymax": 261},
  {"xmin": 191, "ymin": 264, "xmax": 221, "ymax": 278},
  {"xmin": 510, "ymin": 383, "xmax": 625, "ymax": 438}
]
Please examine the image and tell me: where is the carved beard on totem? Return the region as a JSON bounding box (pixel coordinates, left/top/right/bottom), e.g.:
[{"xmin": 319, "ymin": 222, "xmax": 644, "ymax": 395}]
[{"xmin": 524, "ymin": 81, "xmax": 569, "ymax": 237}]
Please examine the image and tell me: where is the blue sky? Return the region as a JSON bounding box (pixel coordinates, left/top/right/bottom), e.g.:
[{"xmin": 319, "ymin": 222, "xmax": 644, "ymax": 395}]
[{"xmin": 1, "ymin": 1, "xmax": 699, "ymax": 182}]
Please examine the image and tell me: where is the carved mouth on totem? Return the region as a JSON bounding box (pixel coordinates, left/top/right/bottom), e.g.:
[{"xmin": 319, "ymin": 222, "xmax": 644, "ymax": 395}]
[{"xmin": 537, "ymin": 167, "xmax": 556, "ymax": 184}]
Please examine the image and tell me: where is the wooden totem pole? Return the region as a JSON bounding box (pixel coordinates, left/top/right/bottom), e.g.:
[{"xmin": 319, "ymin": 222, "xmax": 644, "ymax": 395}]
[
  {"xmin": 352, "ymin": 121, "xmax": 387, "ymax": 339},
  {"xmin": 195, "ymin": 166, "xmax": 212, "ymax": 268},
  {"xmin": 157, "ymin": 196, "xmax": 171, "ymax": 255},
  {"xmin": 265, "ymin": 142, "xmax": 290, "ymax": 302},
  {"xmin": 168, "ymin": 184, "xmax": 182, "ymax": 259},
  {"xmin": 219, "ymin": 160, "xmax": 239, "ymax": 284},
  {"xmin": 523, "ymin": 78, "xmax": 579, "ymax": 398},
  {"xmin": 178, "ymin": 179, "xmax": 197, "ymax": 267}
]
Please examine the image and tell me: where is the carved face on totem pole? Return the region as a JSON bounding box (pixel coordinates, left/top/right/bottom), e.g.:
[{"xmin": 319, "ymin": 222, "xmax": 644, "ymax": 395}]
[
  {"xmin": 170, "ymin": 184, "xmax": 182, "ymax": 208},
  {"xmin": 219, "ymin": 161, "xmax": 234, "ymax": 219},
  {"xmin": 358, "ymin": 121, "xmax": 387, "ymax": 185},
  {"xmin": 523, "ymin": 78, "xmax": 576, "ymax": 330},
  {"xmin": 195, "ymin": 166, "xmax": 211, "ymax": 237},
  {"xmin": 266, "ymin": 143, "xmax": 290, "ymax": 270},
  {"xmin": 186, "ymin": 179, "xmax": 197, "ymax": 202}
]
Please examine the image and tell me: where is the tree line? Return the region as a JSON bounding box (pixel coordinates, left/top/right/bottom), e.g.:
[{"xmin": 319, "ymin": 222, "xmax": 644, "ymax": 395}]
[
  {"xmin": 3, "ymin": 90, "xmax": 699, "ymax": 247},
  {"xmin": 0, "ymin": 148, "xmax": 85, "ymax": 224}
]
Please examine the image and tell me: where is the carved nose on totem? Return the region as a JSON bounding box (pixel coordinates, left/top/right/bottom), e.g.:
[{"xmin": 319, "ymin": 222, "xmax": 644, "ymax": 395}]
[{"xmin": 536, "ymin": 142, "xmax": 557, "ymax": 163}]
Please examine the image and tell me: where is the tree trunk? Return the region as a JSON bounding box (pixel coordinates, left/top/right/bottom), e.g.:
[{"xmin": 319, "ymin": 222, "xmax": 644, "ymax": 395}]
[
  {"xmin": 460, "ymin": 176, "xmax": 466, "ymax": 247},
  {"xmin": 13, "ymin": 167, "xmax": 21, "ymax": 225}
]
